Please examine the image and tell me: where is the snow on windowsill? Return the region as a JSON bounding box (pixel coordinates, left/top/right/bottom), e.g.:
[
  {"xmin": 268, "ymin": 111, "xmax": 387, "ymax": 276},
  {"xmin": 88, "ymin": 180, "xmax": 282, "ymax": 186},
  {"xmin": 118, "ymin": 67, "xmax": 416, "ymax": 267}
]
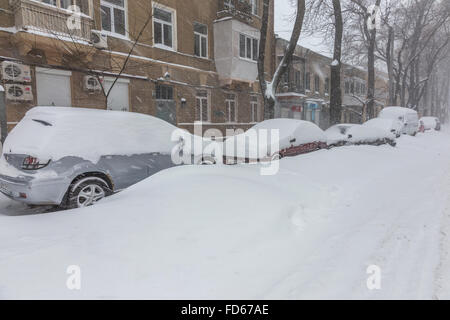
[{"xmin": 154, "ymin": 44, "xmax": 177, "ymax": 53}]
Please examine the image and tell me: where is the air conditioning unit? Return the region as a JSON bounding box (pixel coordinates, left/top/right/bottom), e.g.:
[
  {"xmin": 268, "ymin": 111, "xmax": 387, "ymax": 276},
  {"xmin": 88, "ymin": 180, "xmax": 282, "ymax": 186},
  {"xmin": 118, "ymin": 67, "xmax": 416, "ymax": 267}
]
[
  {"xmin": 1, "ymin": 61, "xmax": 32, "ymax": 82},
  {"xmin": 5, "ymin": 84, "xmax": 33, "ymax": 101},
  {"xmin": 84, "ymin": 75, "xmax": 102, "ymax": 91},
  {"xmin": 91, "ymin": 30, "xmax": 108, "ymax": 50}
]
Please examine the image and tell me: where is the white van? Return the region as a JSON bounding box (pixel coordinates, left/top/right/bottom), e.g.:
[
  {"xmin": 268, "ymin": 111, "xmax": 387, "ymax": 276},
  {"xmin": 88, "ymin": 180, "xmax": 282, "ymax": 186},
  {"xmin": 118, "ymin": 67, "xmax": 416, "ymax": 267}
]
[{"xmin": 378, "ymin": 106, "xmax": 419, "ymax": 136}]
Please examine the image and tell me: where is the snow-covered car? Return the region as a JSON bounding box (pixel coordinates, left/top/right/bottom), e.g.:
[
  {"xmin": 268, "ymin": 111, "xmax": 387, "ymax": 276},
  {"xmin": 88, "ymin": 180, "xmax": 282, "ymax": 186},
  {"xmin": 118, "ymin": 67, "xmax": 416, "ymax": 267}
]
[
  {"xmin": 378, "ymin": 106, "xmax": 419, "ymax": 136},
  {"xmin": 0, "ymin": 107, "xmax": 200, "ymax": 209},
  {"xmin": 347, "ymin": 124, "xmax": 396, "ymax": 147},
  {"xmin": 420, "ymin": 116, "xmax": 441, "ymax": 131},
  {"xmin": 325, "ymin": 124, "xmax": 355, "ymax": 147},
  {"xmin": 222, "ymin": 119, "xmax": 327, "ymax": 164},
  {"xmin": 363, "ymin": 118, "xmax": 403, "ymax": 138}
]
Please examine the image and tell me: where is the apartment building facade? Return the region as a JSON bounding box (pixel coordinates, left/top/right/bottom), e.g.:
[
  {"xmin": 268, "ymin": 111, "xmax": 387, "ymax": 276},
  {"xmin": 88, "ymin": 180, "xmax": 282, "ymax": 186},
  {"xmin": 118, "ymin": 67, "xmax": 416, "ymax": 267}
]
[
  {"xmin": 274, "ymin": 38, "xmax": 389, "ymax": 129},
  {"xmin": 0, "ymin": 0, "xmax": 275, "ymax": 136},
  {"xmin": 274, "ymin": 38, "xmax": 332, "ymax": 129}
]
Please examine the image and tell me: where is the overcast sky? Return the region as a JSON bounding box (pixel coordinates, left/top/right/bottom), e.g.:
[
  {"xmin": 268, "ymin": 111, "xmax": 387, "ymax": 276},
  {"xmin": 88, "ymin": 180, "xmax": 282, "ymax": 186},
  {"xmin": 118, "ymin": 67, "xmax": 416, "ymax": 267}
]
[{"xmin": 274, "ymin": 0, "xmax": 333, "ymax": 57}]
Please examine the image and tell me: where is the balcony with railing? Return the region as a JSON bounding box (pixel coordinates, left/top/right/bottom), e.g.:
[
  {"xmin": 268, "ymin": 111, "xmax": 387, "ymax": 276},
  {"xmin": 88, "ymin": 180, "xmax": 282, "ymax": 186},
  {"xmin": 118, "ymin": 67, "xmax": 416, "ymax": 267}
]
[
  {"xmin": 9, "ymin": 0, "xmax": 94, "ymax": 41},
  {"xmin": 217, "ymin": 0, "xmax": 253, "ymax": 23}
]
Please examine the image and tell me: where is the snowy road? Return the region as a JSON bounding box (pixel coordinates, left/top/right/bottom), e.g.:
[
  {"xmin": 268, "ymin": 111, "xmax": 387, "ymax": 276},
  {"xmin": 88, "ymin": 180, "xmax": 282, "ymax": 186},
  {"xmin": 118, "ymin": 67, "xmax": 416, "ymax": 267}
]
[{"xmin": 0, "ymin": 129, "xmax": 450, "ymax": 299}]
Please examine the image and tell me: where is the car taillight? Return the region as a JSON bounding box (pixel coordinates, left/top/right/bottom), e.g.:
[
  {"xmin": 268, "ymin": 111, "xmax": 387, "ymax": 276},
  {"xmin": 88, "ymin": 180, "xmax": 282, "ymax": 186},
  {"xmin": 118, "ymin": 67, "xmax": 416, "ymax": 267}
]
[{"xmin": 22, "ymin": 156, "xmax": 50, "ymax": 170}]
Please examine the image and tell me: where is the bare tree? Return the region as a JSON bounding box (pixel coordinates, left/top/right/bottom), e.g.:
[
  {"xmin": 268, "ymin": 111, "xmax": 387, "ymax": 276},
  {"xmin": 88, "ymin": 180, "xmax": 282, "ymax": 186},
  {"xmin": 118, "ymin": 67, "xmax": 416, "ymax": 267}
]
[
  {"xmin": 258, "ymin": 0, "xmax": 306, "ymax": 119},
  {"xmin": 347, "ymin": 0, "xmax": 382, "ymax": 120},
  {"xmin": 330, "ymin": 0, "xmax": 343, "ymax": 124},
  {"xmin": 43, "ymin": 1, "xmax": 155, "ymax": 109},
  {"xmin": 379, "ymin": 0, "xmax": 450, "ymax": 109},
  {"xmin": 303, "ymin": 0, "xmax": 345, "ymax": 124}
]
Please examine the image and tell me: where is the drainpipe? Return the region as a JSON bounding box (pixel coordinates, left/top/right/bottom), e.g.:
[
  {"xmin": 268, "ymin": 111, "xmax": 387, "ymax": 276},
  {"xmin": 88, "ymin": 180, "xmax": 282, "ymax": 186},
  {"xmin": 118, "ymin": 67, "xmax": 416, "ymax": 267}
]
[{"xmin": 0, "ymin": 84, "xmax": 6, "ymax": 145}]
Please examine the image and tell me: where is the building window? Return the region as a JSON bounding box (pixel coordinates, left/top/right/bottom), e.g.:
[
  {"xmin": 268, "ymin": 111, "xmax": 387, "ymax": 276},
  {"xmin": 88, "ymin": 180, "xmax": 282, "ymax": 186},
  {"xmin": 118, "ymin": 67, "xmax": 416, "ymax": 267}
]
[
  {"xmin": 194, "ymin": 22, "xmax": 208, "ymax": 58},
  {"xmin": 153, "ymin": 5, "xmax": 174, "ymax": 49},
  {"xmin": 225, "ymin": 93, "xmax": 237, "ymax": 123},
  {"xmin": 350, "ymin": 81, "xmax": 355, "ymax": 94},
  {"xmin": 101, "ymin": 0, "xmax": 126, "ymax": 36},
  {"xmin": 37, "ymin": 0, "xmax": 91, "ymax": 15},
  {"xmin": 155, "ymin": 84, "xmax": 174, "ymax": 100},
  {"xmin": 251, "ymin": 0, "xmax": 259, "ymax": 15},
  {"xmin": 305, "ymin": 72, "xmax": 310, "ymax": 90},
  {"xmin": 325, "ymin": 77, "xmax": 330, "ymax": 94},
  {"xmin": 239, "ymin": 34, "xmax": 258, "ymax": 61},
  {"xmin": 314, "ymin": 75, "xmax": 320, "ymax": 93},
  {"xmin": 283, "ymin": 69, "xmax": 289, "ymax": 84},
  {"xmin": 345, "ymin": 81, "xmax": 350, "ymax": 94},
  {"xmin": 196, "ymin": 90, "xmax": 209, "ymax": 122},
  {"xmin": 355, "ymin": 82, "xmax": 361, "ymax": 95},
  {"xmin": 251, "ymin": 95, "xmax": 259, "ymax": 123},
  {"xmin": 295, "ymin": 70, "xmax": 302, "ymax": 88}
]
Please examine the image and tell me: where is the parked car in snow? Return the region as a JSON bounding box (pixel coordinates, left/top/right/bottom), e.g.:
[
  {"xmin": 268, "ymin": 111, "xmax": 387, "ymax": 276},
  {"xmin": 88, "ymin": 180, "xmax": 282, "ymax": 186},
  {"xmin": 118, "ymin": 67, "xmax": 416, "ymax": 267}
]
[
  {"xmin": 0, "ymin": 107, "xmax": 200, "ymax": 209},
  {"xmin": 222, "ymin": 119, "xmax": 327, "ymax": 164},
  {"xmin": 363, "ymin": 118, "xmax": 403, "ymax": 138},
  {"xmin": 378, "ymin": 106, "xmax": 419, "ymax": 136},
  {"xmin": 347, "ymin": 124, "xmax": 396, "ymax": 147},
  {"xmin": 325, "ymin": 124, "xmax": 355, "ymax": 147},
  {"xmin": 420, "ymin": 116, "xmax": 441, "ymax": 131}
]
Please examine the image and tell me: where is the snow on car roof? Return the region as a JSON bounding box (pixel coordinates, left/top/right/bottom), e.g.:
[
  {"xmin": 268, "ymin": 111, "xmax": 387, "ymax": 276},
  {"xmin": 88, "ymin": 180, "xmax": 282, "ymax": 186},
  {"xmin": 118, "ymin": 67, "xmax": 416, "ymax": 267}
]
[
  {"xmin": 325, "ymin": 124, "xmax": 354, "ymax": 145},
  {"xmin": 364, "ymin": 118, "xmax": 394, "ymax": 129},
  {"xmin": 347, "ymin": 124, "xmax": 390, "ymax": 143},
  {"xmin": 224, "ymin": 119, "xmax": 326, "ymax": 157},
  {"xmin": 379, "ymin": 106, "xmax": 418, "ymax": 117},
  {"xmin": 3, "ymin": 107, "xmax": 186, "ymax": 163},
  {"xmin": 420, "ymin": 116, "xmax": 438, "ymax": 121},
  {"xmin": 420, "ymin": 117, "xmax": 438, "ymax": 128},
  {"xmin": 252, "ymin": 119, "xmax": 326, "ymax": 142}
]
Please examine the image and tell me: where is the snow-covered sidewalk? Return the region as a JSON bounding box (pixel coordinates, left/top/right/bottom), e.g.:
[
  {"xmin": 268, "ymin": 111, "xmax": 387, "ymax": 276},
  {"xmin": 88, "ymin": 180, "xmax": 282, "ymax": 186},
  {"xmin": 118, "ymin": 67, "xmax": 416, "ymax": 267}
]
[{"xmin": 0, "ymin": 130, "xmax": 450, "ymax": 299}]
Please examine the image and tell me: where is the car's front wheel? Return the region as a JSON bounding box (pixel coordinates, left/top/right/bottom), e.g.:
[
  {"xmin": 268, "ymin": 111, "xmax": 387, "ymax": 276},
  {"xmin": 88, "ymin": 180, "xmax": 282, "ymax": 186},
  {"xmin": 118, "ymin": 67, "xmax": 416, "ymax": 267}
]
[{"xmin": 67, "ymin": 177, "xmax": 111, "ymax": 209}]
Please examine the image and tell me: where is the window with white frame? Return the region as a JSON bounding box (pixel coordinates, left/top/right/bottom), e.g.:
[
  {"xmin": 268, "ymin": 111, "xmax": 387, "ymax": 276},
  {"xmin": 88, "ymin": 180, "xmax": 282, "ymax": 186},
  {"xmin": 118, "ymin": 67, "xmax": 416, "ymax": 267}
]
[
  {"xmin": 196, "ymin": 90, "xmax": 210, "ymax": 122},
  {"xmin": 225, "ymin": 93, "xmax": 237, "ymax": 123},
  {"xmin": 101, "ymin": 0, "xmax": 126, "ymax": 36},
  {"xmin": 250, "ymin": 0, "xmax": 259, "ymax": 15},
  {"xmin": 37, "ymin": 0, "xmax": 91, "ymax": 15},
  {"xmin": 153, "ymin": 5, "xmax": 175, "ymax": 49},
  {"xmin": 194, "ymin": 22, "xmax": 208, "ymax": 58},
  {"xmin": 250, "ymin": 95, "xmax": 259, "ymax": 123},
  {"xmin": 239, "ymin": 33, "xmax": 258, "ymax": 61}
]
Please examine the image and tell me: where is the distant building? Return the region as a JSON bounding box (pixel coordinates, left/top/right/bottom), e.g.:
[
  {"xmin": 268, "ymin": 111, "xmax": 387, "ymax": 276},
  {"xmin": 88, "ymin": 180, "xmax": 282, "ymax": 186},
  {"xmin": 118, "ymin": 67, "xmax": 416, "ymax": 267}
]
[{"xmin": 274, "ymin": 37, "xmax": 390, "ymax": 129}]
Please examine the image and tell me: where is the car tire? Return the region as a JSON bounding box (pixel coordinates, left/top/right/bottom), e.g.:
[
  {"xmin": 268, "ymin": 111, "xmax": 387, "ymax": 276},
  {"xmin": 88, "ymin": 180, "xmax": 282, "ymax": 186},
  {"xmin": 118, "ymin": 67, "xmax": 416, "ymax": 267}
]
[{"xmin": 66, "ymin": 177, "xmax": 111, "ymax": 209}]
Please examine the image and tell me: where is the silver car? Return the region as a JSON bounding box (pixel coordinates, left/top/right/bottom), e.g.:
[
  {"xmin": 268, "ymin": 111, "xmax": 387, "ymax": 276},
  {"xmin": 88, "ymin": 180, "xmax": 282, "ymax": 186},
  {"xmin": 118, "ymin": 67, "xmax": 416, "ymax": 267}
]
[{"xmin": 0, "ymin": 107, "xmax": 198, "ymax": 209}]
